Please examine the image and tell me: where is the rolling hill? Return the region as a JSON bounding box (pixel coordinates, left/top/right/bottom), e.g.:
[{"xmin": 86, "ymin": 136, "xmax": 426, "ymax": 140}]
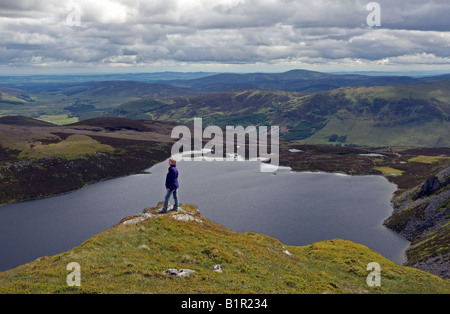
[
  {"xmin": 0, "ymin": 116, "xmax": 56, "ymax": 127},
  {"xmin": 0, "ymin": 87, "xmax": 35, "ymax": 107},
  {"xmin": 61, "ymin": 81, "xmax": 197, "ymax": 106},
  {"xmin": 110, "ymin": 81, "xmax": 450, "ymax": 147},
  {"xmin": 1, "ymin": 69, "xmax": 450, "ymax": 147},
  {"xmin": 0, "ymin": 116, "xmax": 178, "ymax": 206},
  {"xmin": 0, "ymin": 116, "xmax": 448, "ymax": 284},
  {"xmin": 1, "ymin": 69, "xmax": 449, "ymax": 294},
  {"xmin": 166, "ymin": 69, "xmax": 428, "ymax": 93},
  {"xmin": 1, "ymin": 203, "xmax": 449, "ymax": 294}
]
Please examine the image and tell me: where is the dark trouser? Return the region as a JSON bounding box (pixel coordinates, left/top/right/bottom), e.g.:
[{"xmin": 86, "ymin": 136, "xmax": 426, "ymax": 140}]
[{"xmin": 162, "ymin": 188, "xmax": 178, "ymax": 212}]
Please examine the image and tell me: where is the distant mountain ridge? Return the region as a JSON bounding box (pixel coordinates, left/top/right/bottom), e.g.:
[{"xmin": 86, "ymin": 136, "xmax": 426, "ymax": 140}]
[
  {"xmin": 0, "ymin": 72, "xmax": 216, "ymax": 87},
  {"xmin": 1, "ymin": 69, "xmax": 450, "ymax": 147},
  {"xmin": 164, "ymin": 69, "xmax": 446, "ymax": 93},
  {"xmin": 2, "ymin": 69, "xmax": 450, "ymax": 93}
]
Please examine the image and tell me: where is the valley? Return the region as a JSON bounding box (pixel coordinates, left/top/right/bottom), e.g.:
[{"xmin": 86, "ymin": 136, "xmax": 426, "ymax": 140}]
[
  {"xmin": 1, "ymin": 70, "xmax": 449, "ymax": 147},
  {"xmin": 0, "ymin": 69, "xmax": 449, "ymax": 290}
]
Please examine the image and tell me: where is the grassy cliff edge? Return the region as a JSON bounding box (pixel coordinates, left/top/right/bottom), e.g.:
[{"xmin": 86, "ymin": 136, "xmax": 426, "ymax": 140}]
[{"xmin": 1, "ymin": 203, "xmax": 448, "ymax": 294}]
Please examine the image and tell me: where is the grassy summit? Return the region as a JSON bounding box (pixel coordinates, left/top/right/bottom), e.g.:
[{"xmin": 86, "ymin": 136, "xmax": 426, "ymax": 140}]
[{"xmin": 1, "ymin": 204, "xmax": 448, "ymax": 294}]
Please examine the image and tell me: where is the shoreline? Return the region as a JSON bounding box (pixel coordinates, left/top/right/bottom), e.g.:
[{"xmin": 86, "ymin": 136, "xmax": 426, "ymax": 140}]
[
  {"xmin": 0, "ymin": 170, "xmax": 155, "ymax": 208},
  {"xmin": 0, "ymin": 158, "xmax": 411, "ymax": 272},
  {"xmin": 1, "ymin": 144, "xmax": 448, "ymax": 278}
]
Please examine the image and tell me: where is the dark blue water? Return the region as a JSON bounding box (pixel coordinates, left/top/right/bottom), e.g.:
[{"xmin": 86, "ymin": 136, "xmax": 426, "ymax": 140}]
[{"xmin": 0, "ymin": 158, "xmax": 410, "ymax": 271}]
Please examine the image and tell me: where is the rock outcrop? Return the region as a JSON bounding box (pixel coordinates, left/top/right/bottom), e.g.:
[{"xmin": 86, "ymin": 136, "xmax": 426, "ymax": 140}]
[
  {"xmin": 416, "ymin": 176, "xmax": 443, "ymax": 199},
  {"xmin": 385, "ymin": 166, "xmax": 450, "ymax": 279},
  {"xmin": 163, "ymin": 269, "xmax": 196, "ymax": 278},
  {"xmin": 121, "ymin": 204, "xmax": 203, "ymax": 226}
]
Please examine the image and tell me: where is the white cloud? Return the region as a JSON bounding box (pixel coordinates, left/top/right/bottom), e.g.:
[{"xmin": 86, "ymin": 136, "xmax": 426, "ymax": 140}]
[{"xmin": 79, "ymin": 0, "xmax": 130, "ymax": 24}]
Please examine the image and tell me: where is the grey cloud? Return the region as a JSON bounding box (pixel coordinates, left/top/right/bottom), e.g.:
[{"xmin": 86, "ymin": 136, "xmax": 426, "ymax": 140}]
[{"xmin": 0, "ymin": 0, "xmax": 449, "ymax": 71}]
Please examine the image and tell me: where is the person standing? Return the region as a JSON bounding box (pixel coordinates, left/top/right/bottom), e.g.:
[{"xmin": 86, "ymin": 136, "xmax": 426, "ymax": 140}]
[{"xmin": 160, "ymin": 158, "xmax": 179, "ymax": 213}]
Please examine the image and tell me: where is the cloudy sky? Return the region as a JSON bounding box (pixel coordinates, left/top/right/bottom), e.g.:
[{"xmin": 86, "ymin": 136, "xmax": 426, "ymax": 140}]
[{"xmin": 1, "ymin": 0, "xmax": 450, "ymax": 74}]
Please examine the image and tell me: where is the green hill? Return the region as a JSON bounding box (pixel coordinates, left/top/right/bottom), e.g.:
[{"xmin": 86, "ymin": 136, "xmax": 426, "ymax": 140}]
[
  {"xmin": 0, "ymin": 88, "xmax": 35, "ymax": 106},
  {"xmin": 2, "ymin": 69, "xmax": 450, "ymax": 139},
  {"xmin": 304, "ymin": 82, "xmax": 450, "ymax": 147},
  {"xmin": 61, "ymin": 81, "xmax": 196, "ymax": 106},
  {"xmin": 110, "ymin": 81, "xmax": 450, "ymax": 147},
  {"xmin": 0, "ymin": 204, "xmax": 449, "ymax": 294}
]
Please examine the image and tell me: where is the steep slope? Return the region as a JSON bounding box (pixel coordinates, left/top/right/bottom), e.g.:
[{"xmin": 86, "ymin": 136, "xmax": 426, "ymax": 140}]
[
  {"xmin": 0, "ymin": 204, "xmax": 448, "ymax": 294},
  {"xmin": 304, "ymin": 81, "xmax": 450, "ymax": 146},
  {"xmin": 385, "ymin": 166, "xmax": 450, "ymax": 278}
]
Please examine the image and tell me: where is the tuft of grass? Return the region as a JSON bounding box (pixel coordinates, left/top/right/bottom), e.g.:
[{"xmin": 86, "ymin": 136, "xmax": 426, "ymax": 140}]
[
  {"xmin": 38, "ymin": 114, "xmax": 79, "ymax": 126},
  {"xmin": 408, "ymin": 155, "xmax": 450, "ymax": 164},
  {"xmin": 18, "ymin": 134, "xmax": 115, "ymax": 160},
  {"xmin": 374, "ymin": 167, "xmax": 405, "ymax": 177}
]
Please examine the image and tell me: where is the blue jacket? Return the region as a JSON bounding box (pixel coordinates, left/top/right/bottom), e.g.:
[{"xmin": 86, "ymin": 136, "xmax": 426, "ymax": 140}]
[{"xmin": 165, "ymin": 164, "xmax": 179, "ymax": 190}]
